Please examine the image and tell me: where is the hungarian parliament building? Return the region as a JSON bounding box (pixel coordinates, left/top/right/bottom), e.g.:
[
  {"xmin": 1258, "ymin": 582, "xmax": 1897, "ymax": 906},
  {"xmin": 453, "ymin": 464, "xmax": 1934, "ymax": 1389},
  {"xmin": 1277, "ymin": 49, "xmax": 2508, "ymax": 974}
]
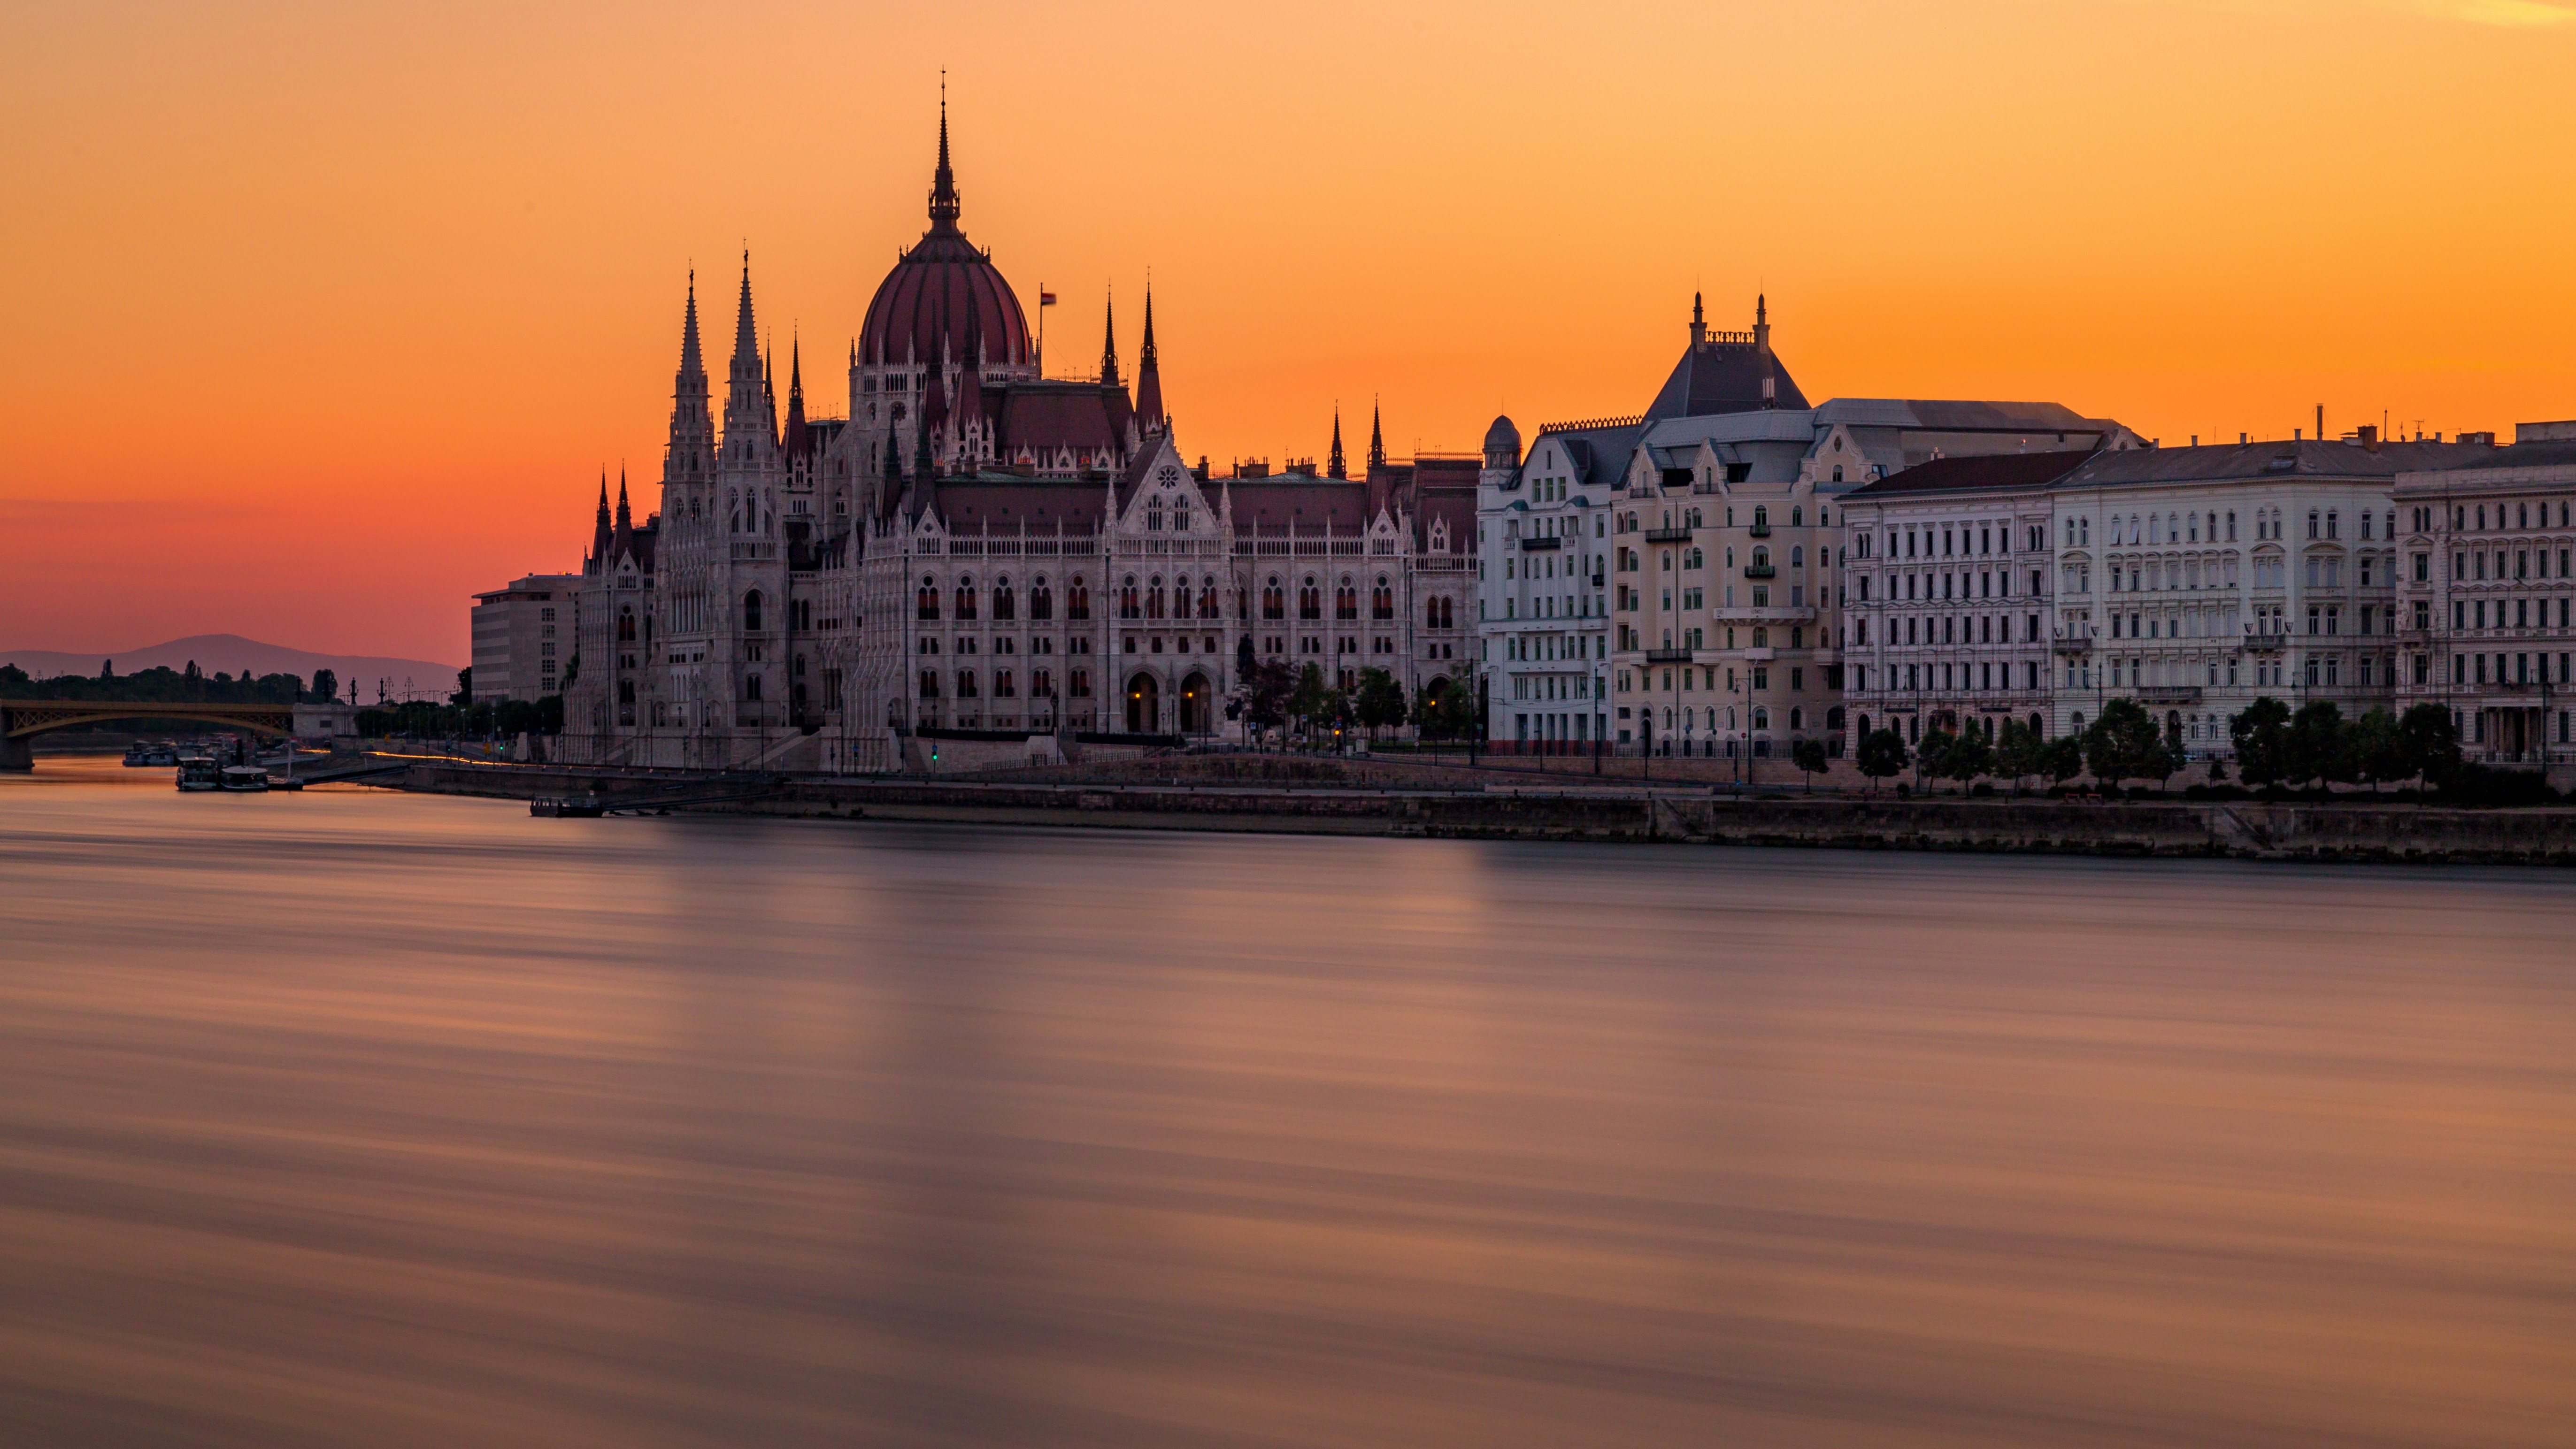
[{"xmin": 555, "ymin": 106, "xmax": 1480, "ymax": 771}]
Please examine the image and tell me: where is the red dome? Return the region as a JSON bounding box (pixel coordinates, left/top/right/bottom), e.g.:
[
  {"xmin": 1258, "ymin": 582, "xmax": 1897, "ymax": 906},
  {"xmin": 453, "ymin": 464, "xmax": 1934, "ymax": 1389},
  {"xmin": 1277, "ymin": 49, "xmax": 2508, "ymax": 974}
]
[
  {"xmin": 860, "ymin": 228, "xmax": 1030, "ymax": 369},
  {"xmin": 859, "ymin": 107, "xmax": 1030, "ymax": 369}
]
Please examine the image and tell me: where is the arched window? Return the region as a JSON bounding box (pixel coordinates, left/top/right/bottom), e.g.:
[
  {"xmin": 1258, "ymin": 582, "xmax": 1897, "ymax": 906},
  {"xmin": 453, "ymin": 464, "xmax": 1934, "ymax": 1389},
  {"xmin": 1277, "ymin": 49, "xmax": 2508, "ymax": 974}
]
[
  {"xmin": 1790, "ymin": 706, "xmax": 1804, "ymax": 730},
  {"xmin": 992, "ymin": 578, "xmax": 1015, "ymax": 621},
  {"xmin": 1263, "ymin": 576, "xmax": 1284, "ymax": 620},
  {"xmin": 1146, "ymin": 576, "xmax": 1166, "ymax": 620},
  {"xmin": 1791, "ymin": 506, "xmax": 1803, "ymax": 526},
  {"xmin": 1753, "ymin": 547, "xmax": 1770, "ymax": 568},
  {"xmin": 1684, "ymin": 547, "xmax": 1703, "ymax": 570},
  {"xmin": 1067, "ymin": 578, "xmax": 1090, "ymax": 621},
  {"xmin": 1199, "ymin": 577, "xmax": 1219, "ymax": 618},
  {"xmin": 1030, "ymin": 577, "xmax": 1053, "ymax": 621},
  {"xmin": 1753, "ymin": 705, "xmax": 1769, "ymax": 730},
  {"xmin": 1831, "ymin": 466, "xmax": 1843, "ymax": 483},
  {"xmin": 956, "ymin": 669, "xmax": 979, "ymax": 699},
  {"xmin": 1335, "ymin": 576, "xmax": 1358, "ymax": 621},
  {"xmin": 1790, "ymin": 545, "xmax": 1804, "ymax": 567},
  {"xmin": 1119, "ymin": 575, "xmax": 1140, "ymax": 620},
  {"xmin": 743, "ymin": 590, "xmax": 764, "ymax": 632},
  {"xmin": 1753, "ymin": 505, "xmax": 1769, "ymax": 528},
  {"xmin": 1372, "ymin": 576, "xmax": 1393, "ymax": 620},
  {"xmin": 1299, "ymin": 576, "xmax": 1321, "ymax": 620},
  {"xmin": 995, "ymin": 669, "xmax": 1015, "ymax": 698},
  {"xmin": 919, "ymin": 669, "xmax": 939, "ymax": 699},
  {"xmin": 955, "ymin": 577, "xmax": 979, "ymax": 622},
  {"xmin": 917, "ymin": 576, "xmax": 939, "ymax": 620},
  {"xmin": 1426, "ymin": 596, "xmax": 1442, "ymax": 629},
  {"xmin": 745, "ymin": 673, "xmax": 763, "ymax": 702},
  {"xmin": 616, "ymin": 606, "xmax": 636, "ymax": 643}
]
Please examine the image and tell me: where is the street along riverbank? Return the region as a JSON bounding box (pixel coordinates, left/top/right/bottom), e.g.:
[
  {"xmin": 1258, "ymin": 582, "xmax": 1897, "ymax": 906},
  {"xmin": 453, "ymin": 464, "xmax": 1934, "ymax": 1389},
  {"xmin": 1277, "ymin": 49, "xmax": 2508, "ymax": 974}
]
[{"xmin": 398, "ymin": 760, "xmax": 2576, "ymax": 865}]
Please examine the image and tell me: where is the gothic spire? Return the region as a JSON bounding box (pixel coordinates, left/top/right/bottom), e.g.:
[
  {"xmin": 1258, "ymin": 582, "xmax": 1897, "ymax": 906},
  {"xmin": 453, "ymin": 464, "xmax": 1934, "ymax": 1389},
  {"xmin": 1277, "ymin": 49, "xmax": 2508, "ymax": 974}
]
[
  {"xmin": 615, "ymin": 469, "xmax": 631, "ymax": 532},
  {"xmin": 1134, "ymin": 281, "xmax": 1164, "ymax": 429},
  {"xmin": 1368, "ymin": 398, "xmax": 1386, "ymax": 470},
  {"xmin": 928, "ymin": 73, "xmax": 961, "ymax": 230},
  {"xmin": 783, "ymin": 333, "xmax": 807, "ymax": 457},
  {"xmin": 723, "ymin": 251, "xmax": 769, "ymax": 458},
  {"xmin": 588, "ymin": 472, "xmax": 612, "ymax": 573},
  {"xmin": 1327, "ymin": 404, "xmax": 1346, "ymax": 479},
  {"xmin": 666, "ymin": 270, "xmax": 714, "ymax": 483},
  {"xmin": 1098, "ymin": 286, "xmax": 1120, "ymax": 388}
]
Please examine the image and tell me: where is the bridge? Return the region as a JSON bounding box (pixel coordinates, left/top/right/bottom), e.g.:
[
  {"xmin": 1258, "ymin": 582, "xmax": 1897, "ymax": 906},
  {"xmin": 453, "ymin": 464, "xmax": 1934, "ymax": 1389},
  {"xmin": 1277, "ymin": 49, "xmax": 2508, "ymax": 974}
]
[{"xmin": 1, "ymin": 699, "xmax": 298, "ymax": 771}]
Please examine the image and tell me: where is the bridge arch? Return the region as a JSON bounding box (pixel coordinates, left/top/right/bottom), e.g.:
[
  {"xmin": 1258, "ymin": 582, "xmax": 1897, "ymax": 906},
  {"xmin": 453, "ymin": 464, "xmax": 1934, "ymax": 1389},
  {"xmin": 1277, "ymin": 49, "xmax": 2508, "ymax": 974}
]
[{"xmin": 1, "ymin": 700, "xmax": 297, "ymax": 771}]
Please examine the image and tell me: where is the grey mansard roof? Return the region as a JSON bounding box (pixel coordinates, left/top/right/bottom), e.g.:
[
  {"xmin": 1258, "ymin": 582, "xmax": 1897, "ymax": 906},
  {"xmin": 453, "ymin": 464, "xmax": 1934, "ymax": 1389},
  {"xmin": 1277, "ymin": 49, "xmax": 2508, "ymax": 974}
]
[{"xmin": 2055, "ymin": 439, "xmax": 2493, "ymax": 490}]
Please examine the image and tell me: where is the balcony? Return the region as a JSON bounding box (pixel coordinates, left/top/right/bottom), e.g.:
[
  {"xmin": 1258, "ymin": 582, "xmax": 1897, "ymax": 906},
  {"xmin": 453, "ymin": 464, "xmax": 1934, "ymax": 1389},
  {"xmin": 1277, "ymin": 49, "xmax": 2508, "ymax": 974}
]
[
  {"xmin": 2051, "ymin": 631, "xmax": 2093, "ymax": 653},
  {"xmin": 1748, "ymin": 521, "xmax": 1772, "ymax": 538},
  {"xmin": 1644, "ymin": 647, "xmax": 1693, "ymax": 664},
  {"xmin": 1743, "ymin": 563, "xmax": 1776, "ymax": 579},
  {"xmin": 1643, "ymin": 526, "xmax": 1693, "ymax": 544},
  {"xmin": 2244, "ymin": 623, "xmax": 2291, "ymax": 652},
  {"xmin": 2138, "ymin": 686, "xmax": 2203, "ymax": 705},
  {"xmin": 1517, "ymin": 536, "xmax": 1561, "ymax": 551}
]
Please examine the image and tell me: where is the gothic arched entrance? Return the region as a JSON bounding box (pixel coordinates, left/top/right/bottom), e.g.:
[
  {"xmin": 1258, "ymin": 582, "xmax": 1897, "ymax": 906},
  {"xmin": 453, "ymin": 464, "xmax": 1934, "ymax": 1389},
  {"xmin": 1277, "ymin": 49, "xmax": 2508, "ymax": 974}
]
[
  {"xmin": 1179, "ymin": 672, "xmax": 1211, "ymax": 735},
  {"xmin": 1126, "ymin": 672, "xmax": 1160, "ymax": 734}
]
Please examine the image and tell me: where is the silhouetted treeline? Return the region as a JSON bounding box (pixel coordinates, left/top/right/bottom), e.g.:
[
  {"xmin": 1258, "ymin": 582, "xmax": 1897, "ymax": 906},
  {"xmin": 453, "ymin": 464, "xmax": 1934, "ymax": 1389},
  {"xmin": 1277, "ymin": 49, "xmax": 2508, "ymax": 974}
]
[
  {"xmin": 358, "ymin": 697, "xmax": 564, "ymax": 739},
  {"xmin": 0, "ymin": 661, "xmax": 337, "ymax": 705}
]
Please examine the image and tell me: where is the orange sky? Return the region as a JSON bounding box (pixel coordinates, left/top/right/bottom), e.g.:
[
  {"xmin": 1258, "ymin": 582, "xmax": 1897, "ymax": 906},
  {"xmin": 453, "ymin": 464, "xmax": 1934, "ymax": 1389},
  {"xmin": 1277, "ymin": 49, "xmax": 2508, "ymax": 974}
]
[{"xmin": 5, "ymin": 0, "xmax": 2573, "ymax": 666}]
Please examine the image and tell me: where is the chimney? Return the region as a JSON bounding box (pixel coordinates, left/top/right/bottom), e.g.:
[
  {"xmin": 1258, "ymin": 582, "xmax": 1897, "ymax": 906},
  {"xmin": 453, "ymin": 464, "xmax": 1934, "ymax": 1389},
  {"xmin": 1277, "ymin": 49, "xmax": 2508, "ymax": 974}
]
[
  {"xmin": 2316, "ymin": 404, "xmax": 2324, "ymax": 442},
  {"xmin": 2359, "ymin": 424, "xmax": 2380, "ymax": 452}
]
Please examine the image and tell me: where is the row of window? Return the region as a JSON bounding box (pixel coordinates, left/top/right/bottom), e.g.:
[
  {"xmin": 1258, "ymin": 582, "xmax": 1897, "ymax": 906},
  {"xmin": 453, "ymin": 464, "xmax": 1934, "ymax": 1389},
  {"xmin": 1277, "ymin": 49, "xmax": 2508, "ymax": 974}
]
[
  {"xmin": 1855, "ymin": 661, "xmax": 2047, "ymax": 694},
  {"xmin": 2437, "ymin": 547, "xmax": 2574, "ymax": 582},
  {"xmin": 918, "ymin": 668, "xmax": 1091, "ymax": 700},
  {"xmin": 1858, "ymin": 521, "xmax": 2039, "ymax": 560},
  {"xmin": 1854, "ymin": 613, "xmax": 2045, "ymax": 647},
  {"xmin": 2446, "ymin": 598, "xmax": 2576, "ymax": 630},
  {"xmin": 2422, "ymin": 501, "xmax": 2576, "ymax": 532},
  {"xmin": 1858, "ymin": 568, "xmax": 2031, "ymax": 602}
]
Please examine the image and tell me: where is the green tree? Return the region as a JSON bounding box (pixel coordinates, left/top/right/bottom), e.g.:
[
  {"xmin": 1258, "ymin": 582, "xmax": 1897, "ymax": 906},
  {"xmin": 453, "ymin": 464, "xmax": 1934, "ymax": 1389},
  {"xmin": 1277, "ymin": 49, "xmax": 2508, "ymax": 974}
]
[
  {"xmin": 2230, "ymin": 696, "xmax": 2293, "ymax": 788},
  {"xmin": 1288, "ymin": 663, "xmax": 1330, "ymax": 737},
  {"xmin": 1352, "ymin": 667, "xmax": 1407, "ymax": 741},
  {"xmin": 2284, "ymin": 701, "xmax": 2351, "ymax": 788},
  {"xmin": 1238, "ymin": 659, "xmax": 1296, "ymax": 740},
  {"xmin": 2084, "ymin": 697, "xmax": 2164, "ymax": 790},
  {"xmin": 1941, "ymin": 727, "xmax": 1996, "ymax": 791},
  {"xmin": 2039, "ymin": 735, "xmax": 2086, "ymax": 789},
  {"xmin": 2397, "ymin": 702, "xmax": 2461, "ymax": 788},
  {"xmin": 1856, "ymin": 728, "xmax": 1908, "ymax": 792},
  {"xmin": 1914, "ymin": 726, "xmax": 1955, "ymax": 791},
  {"xmin": 1995, "ymin": 719, "xmax": 2043, "ymax": 793},
  {"xmin": 2348, "ymin": 706, "xmax": 2406, "ymax": 791},
  {"xmin": 451, "ymin": 668, "xmax": 474, "ymax": 708},
  {"xmin": 1791, "ymin": 736, "xmax": 1828, "ymax": 791},
  {"xmin": 308, "ymin": 667, "xmax": 338, "ymax": 705},
  {"xmin": 2150, "ymin": 711, "xmax": 2185, "ymax": 790}
]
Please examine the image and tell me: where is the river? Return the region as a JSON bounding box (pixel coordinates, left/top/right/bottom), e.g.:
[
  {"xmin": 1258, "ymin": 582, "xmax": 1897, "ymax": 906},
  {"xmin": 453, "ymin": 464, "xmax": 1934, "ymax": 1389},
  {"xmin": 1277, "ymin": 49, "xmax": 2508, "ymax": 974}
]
[{"xmin": 2, "ymin": 756, "xmax": 2571, "ymax": 1447}]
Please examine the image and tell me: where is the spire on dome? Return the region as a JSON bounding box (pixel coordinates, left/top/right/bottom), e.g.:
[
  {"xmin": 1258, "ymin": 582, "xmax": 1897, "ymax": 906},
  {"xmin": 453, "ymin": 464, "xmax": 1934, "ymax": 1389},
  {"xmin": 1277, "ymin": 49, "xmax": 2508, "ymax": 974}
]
[
  {"xmin": 928, "ymin": 72, "xmax": 961, "ymax": 230},
  {"xmin": 1134, "ymin": 281, "xmax": 1163, "ymax": 429},
  {"xmin": 680, "ymin": 269, "xmax": 705, "ymax": 382},
  {"xmin": 1327, "ymin": 405, "xmax": 1346, "ymax": 479},
  {"xmin": 1368, "ymin": 399, "xmax": 1386, "ymax": 470},
  {"xmin": 1098, "ymin": 287, "xmax": 1120, "ymax": 388}
]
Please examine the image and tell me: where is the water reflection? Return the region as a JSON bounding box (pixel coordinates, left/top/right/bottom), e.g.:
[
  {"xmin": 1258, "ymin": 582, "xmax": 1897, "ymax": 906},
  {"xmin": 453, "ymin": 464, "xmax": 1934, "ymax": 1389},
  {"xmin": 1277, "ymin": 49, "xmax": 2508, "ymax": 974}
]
[{"xmin": 1, "ymin": 758, "xmax": 2571, "ymax": 1446}]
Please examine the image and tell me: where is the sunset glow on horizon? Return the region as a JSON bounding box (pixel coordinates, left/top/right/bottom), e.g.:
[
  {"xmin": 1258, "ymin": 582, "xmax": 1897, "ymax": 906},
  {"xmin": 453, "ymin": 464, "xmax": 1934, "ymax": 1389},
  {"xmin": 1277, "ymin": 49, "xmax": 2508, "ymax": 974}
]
[{"xmin": 6, "ymin": 0, "xmax": 2573, "ymax": 664}]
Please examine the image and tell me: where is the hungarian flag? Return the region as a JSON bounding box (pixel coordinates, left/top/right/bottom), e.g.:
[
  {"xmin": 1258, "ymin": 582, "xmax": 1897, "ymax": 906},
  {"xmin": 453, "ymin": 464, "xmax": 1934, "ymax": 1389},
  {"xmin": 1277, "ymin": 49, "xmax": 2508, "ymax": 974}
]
[{"xmin": 1039, "ymin": 291, "xmax": 1057, "ymax": 307}]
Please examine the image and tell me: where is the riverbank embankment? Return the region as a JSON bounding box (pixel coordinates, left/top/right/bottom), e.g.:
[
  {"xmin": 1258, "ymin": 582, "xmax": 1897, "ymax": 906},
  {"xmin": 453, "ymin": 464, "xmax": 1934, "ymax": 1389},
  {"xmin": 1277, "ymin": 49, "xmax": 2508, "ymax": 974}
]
[{"xmin": 397, "ymin": 760, "xmax": 2576, "ymax": 865}]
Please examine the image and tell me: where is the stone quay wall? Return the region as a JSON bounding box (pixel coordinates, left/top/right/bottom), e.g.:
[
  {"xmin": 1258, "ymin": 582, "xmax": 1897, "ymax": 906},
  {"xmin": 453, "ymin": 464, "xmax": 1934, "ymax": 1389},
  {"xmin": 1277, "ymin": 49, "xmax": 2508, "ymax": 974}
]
[{"xmin": 396, "ymin": 761, "xmax": 2576, "ymax": 865}]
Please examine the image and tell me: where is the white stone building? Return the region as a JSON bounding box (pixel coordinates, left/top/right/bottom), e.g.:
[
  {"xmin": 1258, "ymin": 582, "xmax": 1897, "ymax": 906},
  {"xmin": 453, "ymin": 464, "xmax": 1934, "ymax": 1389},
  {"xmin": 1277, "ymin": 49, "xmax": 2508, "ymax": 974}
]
[
  {"xmin": 2392, "ymin": 424, "xmax": 2576, "ymax": 763},
  {"xmin": 2044, "ymin": 437, "xmax": 2491, "ymax": 752}
]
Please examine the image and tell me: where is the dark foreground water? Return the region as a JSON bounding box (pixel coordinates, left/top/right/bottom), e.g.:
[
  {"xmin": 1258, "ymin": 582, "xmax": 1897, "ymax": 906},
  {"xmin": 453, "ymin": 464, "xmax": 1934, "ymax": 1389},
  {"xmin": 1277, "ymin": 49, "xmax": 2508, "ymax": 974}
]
[{"xmin": 2, "ymin": 759, "xmax": 2572, "ymax": 1447}]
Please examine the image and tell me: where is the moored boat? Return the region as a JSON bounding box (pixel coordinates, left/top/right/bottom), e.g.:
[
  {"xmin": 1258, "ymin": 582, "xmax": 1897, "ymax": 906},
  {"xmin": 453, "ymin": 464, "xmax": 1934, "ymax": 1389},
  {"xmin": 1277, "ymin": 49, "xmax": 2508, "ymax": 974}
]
[
  {"xmin": 176, "ymin": 758, "xmax": 221, "ymax": 792},
  {"xmin": 219, "ymin": 765, "xmax": 270, "ymax": 793}
]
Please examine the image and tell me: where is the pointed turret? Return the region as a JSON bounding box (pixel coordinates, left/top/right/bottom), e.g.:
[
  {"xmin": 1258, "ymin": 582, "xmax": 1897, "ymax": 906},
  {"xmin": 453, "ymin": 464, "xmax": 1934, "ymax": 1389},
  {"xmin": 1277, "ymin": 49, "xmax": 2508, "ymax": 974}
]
[
  {"xmin": 612, "ymin": 469, "xmax": 634, "ymax": 562},
  {"xmin": 723, "ymin": 253, "xmax": 770, "ymax": 460},
  {"xmin": 588, "ymin": 473, "xmax": 612, "ymax": 574},
  {"xmin": 1135, "ymin": 282, "xmax": 1164, "ymax": 430},
  {"xmin": 1327, "ymin": 405, "xmax": 1346, "ymax": 479},
  {"xmin": 1691, "ymin": 290, "xmax": 1706, "ymax": 345},
  {"xmin": 1368, "ymin": 399, "xmax": 1387, "ymax": 470},
  {"xmin": 1098, "ymin": 287, "xmax": 1120, "ymax": 388},
  {"xmin": 783, "ymin": 335, "xmax": 807, "ymax": 458},
  {"xmin": 666, "ymin": 270, "xmax": 715, "ymax": 487}
]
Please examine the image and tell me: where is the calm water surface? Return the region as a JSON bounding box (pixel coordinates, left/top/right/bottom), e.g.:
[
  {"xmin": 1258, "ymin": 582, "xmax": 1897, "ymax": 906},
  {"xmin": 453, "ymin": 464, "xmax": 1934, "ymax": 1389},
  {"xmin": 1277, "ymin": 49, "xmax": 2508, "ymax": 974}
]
[{"xmin": 2, "ymin": 758, "xmax": 2572, "ymax": 1447}]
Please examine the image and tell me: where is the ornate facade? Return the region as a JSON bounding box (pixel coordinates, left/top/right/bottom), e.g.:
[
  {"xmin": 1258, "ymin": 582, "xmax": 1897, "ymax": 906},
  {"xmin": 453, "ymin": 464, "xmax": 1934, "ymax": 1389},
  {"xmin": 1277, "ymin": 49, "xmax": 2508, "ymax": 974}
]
[{"xmin": 561, "ymin": 104, "xmax": 1476, "ymax": 770}]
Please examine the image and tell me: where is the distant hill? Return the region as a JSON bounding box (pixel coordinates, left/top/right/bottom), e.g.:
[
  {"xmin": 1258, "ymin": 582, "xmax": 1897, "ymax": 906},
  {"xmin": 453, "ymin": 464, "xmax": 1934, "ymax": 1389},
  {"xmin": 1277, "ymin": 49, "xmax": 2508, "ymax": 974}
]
[{"xmin": 0, "ymin": 634, "xmax": 464, "ymax": 701}]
